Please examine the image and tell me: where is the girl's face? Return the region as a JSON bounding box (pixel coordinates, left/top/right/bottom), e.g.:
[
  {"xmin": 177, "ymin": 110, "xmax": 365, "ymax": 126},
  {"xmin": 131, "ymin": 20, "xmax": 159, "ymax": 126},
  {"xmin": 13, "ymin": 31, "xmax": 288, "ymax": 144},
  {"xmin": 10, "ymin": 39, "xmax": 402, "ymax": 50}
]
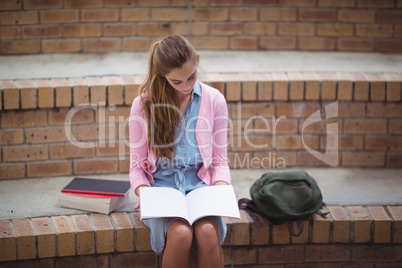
[{"xmin": 165, "ymin": 56, "xmax": 199, "ymax": 98}]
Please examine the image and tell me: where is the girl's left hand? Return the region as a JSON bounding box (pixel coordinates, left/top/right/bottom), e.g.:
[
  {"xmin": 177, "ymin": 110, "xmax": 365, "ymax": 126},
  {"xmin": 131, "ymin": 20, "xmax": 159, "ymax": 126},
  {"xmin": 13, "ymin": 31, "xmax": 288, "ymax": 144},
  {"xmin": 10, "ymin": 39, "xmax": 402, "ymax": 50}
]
[{"xmin": 213, "ymin": 181, "xmax": 229, "ymax": 186}]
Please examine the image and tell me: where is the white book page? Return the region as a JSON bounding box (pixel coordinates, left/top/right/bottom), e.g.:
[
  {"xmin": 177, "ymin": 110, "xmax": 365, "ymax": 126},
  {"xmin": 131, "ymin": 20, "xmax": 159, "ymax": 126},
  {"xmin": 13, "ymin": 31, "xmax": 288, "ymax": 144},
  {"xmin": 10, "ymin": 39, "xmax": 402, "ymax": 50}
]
[
  {"xmin": 186, "ymin": 185, "xmax": 240, "ymax": 225},
  {"xmin": 140, "ymin": 187, "xmax": 190, "ymax": 223}
]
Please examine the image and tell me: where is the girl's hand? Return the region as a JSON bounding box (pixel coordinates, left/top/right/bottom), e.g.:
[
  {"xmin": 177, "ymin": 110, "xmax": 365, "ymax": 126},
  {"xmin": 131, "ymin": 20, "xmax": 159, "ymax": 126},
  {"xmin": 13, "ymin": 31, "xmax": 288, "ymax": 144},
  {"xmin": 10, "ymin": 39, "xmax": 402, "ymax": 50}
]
[
  {"xmin": 213, "ymin": 181, "xmax": 229, "ymax": 186},
  {"xmin": 134, "ymin": 201, "xmax": 140, "ymax": 210},
  {"xmin": 134, "ymin": 185, "xmax": 150, "ymax": 210}
]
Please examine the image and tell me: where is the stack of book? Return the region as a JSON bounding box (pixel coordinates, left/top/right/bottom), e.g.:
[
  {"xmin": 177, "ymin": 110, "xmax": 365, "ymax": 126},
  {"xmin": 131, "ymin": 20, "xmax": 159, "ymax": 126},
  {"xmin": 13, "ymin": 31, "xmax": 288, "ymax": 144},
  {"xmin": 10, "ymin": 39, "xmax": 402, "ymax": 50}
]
[{"xmin": 59, "ymin": 177, "xmax": 131, "ymax": 214}]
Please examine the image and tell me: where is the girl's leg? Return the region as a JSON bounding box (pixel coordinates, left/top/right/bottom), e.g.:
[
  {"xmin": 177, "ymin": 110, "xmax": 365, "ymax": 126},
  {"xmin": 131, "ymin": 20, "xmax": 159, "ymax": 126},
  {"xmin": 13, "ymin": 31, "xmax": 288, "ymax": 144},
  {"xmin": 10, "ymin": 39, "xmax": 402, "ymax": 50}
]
[
  {"xmin": 162, "ymin": 220, "xmax": 193, "ymax": 268},
  {"xmin": 193, "ymin": 218, "xmax": 224, "ymax": 268}
]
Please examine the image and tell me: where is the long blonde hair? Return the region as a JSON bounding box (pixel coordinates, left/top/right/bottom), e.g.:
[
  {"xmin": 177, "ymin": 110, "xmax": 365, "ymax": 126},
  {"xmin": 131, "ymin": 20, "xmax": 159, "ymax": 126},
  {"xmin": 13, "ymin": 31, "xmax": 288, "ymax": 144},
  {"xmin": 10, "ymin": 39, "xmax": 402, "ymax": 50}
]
[{"xmin": 139, "ymin": 35, "xmax": 198, "ymax": 162}]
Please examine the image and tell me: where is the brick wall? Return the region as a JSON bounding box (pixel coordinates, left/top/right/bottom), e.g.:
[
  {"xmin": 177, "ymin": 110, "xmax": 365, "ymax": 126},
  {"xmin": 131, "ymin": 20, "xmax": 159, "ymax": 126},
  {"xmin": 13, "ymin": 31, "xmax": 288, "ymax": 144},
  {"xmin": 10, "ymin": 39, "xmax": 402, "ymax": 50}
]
[
  {"xmin": 1, "ymin": 0, "xmax": 402, "ymax": 54},
  {"xmin": 0, "ymin": 72, "xmax": 401, "ymax": 180},
  {"xmin": 1, "ymin": 206, "xmax": 402, "ymax": 266}
]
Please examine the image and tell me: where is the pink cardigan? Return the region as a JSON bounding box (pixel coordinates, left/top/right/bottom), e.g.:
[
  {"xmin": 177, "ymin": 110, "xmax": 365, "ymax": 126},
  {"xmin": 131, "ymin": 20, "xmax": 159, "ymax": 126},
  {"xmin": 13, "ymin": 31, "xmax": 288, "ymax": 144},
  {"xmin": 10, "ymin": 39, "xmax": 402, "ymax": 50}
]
[{"xmin": 129, "ymin": 82, "xmax": 232, "ymax": 195}]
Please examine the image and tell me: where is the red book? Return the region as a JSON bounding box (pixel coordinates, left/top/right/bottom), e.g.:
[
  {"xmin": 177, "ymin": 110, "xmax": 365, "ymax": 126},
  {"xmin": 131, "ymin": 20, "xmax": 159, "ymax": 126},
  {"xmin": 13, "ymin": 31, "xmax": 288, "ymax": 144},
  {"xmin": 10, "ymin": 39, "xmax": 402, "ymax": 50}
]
[{"xmin": 61, "ymin": 177, "xmax": 130, "ymax": 197}]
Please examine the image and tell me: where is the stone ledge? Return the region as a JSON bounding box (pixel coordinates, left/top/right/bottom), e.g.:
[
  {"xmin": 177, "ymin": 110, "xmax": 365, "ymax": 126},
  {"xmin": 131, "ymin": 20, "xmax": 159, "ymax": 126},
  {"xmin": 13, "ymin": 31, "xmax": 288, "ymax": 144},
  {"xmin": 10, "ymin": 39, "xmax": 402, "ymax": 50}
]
[
  {"xmin": 1, "ymin": 206, "xmax": 402, "ymax": 266},
  {"xmin": 0, "ymin": 72, "xmax": 401, "ymax": 111}
]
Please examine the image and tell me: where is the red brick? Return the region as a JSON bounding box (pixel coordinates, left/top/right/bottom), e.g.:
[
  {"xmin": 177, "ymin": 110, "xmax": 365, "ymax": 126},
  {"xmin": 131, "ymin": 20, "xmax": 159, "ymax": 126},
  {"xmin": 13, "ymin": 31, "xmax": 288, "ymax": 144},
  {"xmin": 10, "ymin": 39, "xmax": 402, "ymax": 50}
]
[
  {"xmin": 337, "ymin": 135, "xmax": 364, "ymax": 150},
  {"xmin": 49, "ymin": 107, "xmax": 94, "ymax": 126},
  {"xmin": 193, "ymin": 8, "xmax": 229, "ymax": 21},
  {"xmin": 303, "ymin": 73, "xmax": 320, "ymax": 100},
  {"xmin": 17, "ymin": 80, "xmax": 36, "ymax": 109},
  {"xmin": 22, "ymin": 25, "xmax": 60, "ymax": 38},
  {"xmin": 278, "ymin": 23, "xmax": 315, "ymax": 36},
  {"xmin": 0, "ymin": 220, "xmax": 17, "ymax": 261},
  {"xmin": 312, "ymin": 208, "xmax": 331, "ymax": 243},
  {"xmin": 244, "ymin": 22, "xmax": 276, "ymax": 35},
  {"xmin": 250, "ymin": 213, "xmax": 270, "ymax": 245},
  {"xmin": 260, "ymin": 37, "xmax": 296, "ymax": 50},
  {"xmin": 277, "ymin": 102, "xmax": 321, "ymax": 118},
  {"xmin": 83, "ymin": 38, "xmax": 121, "ymax": 52},
  {"xmin": 299, "ymin": 37, "xmax": 336, "ymax": 50},
  {"xmin": 31, "ymin": 217, "xmax": 56, "ymax": 258},
  {"xmin": 377, "ymin": 10, "xmax": 402, "ymax": 23},
  {"xmin": 377, "ymin": 40, "xmax": 402, "ymax": 52},
  {"xmin": 0, "ymin": 11, "xmax": 38, "ymax": 25},
  {"xmin": 52, "ymin": 216, "xmax": 75, "ymax": 257},
  {"xmin": 24, "ymin": 0, "xmax": 61, "ymax": 9},
  {"xmin": 74, "ymin": 159, "xmax": 118, "ymax": 174},
  {"xmin": 12, "ymin": 218, "xmax": 36, "ymax": 260},
  {"xmin": 305, "ymin": 245, "xmax": 350, "ymax": 262},
  {"xmin": 27, "ymin": 160, "xmax": 72, "ymax": 177},
  {"xmin": 65, "ymin": 0, "xmax": 102, "ymax": 8},
  {"xmin": 95, "ymin": 106, "xmax": 130, "ymax": 123},
  {"xmin": 338, "ymin": 10, "xmax": 375, "ymax": 22},
  {"xmin": 342, "ymin": 152, "xmax": 385, "ymax": 167},
  {"xmin": 64, "ymin": 24, "xmax": 101, "ymax": 37},
  {"xmin": 3, "ymin": 86, "xmax": 20, "ymax": 110},
  {"xmin": 357, "ymin": 0, "xmax": 394, "ymax": 7},
  {"xmin": 259, "ymin": 245, "xmax": 304, "ymax": 264},
  {"xmin": 272, "ymin": 222, "xmax": 290, "ymax": 244},
  {"xmin": 388, "ymin": 206, "xmax": 402, "ymax": 243},
  {"xmin": 131, "ymin": 212, "xmax": 152, "ymax": 251},
  {"xmin": 290, "ymin": 219, "xmax": 310, "ymax": 244},
  {"xmin": 3, "ymin": 145, "xmax": 48, "ymax": 162},
  {"xmin": 36, "ymin": 79, "xmax": 54, "ymax": 108},
  {"xmin": 40, "ymin": 10, "xmax": 79, "ymax": 23},
  {"xmin": 287, "ymin": 72, "xmax": 304, "ymax": 100},
  {"xmin": 123, "ymin": 38, "xmax": 150, "ymax": 51},
  {"xmin": 81, "ymin": 9, "xmax": 119, "ymax": 22},
  {"xmin": 368, "ymin": 206, "xmax": 391, "ymax": 243},
  {"xmin": 0, "ymin": 26, "xmax": 21, "ymax": 40},
  {"xmin": 356, "ymin": 24, "xmax": 393, "ymax": 37},
  {"xmin": 0, "ymin": 163, "xmax": 25, "ymax": 179},
  {"xmin": 53, "ymin": 79, "xmax": 72, "ymax": 107},
  {"xmin": 151, "ymin": 8, "xmax": 187, "ymax": 21},
  {"xmin": 105, "ymin": 76, "xmax": 124, "ymax": 105},
  {"xmin": 70, "ymin": 78, "xmax": 89, "ymax": 105},
  {"xmin": 320, "ymin": 72, "xmax": 337, "ymax": 100},
  {"xmin": 226, "ymin": 81, "xmax": 241, "ymax": 101},
  {"xmin": 137, "ymin": 0, "xmax": 170, "ymax": 6},
  {"xmin": 230, "ymin": 8, "xmax": 257, "ymax": 21},
  {"xmin": 0, "ymin": 1, "xmax": 22, "ymax": 10},
  {"xmin": 352, "ymin": 245, "xmax": 402, "ymax": 262},
  {"xmin": 317, "ymin": 23, "xmax": 354, "ymax": 36},
  {"xmin": 230, "ymin": 37, "xmax": 257, "ymax": 50},
  {"xmin": 110, "ymin": 252, "xmax": 158, "ymax": 267},
  {"xmin": 389, "ymin": 120, "xmax": 402, "ymax": 134},
  {"xmin": 338, "ymin": 102, "xmax": 365, "ymax": 118},
  {"xmin": 191, "ymin": 36, "xmax": 228, "ymax": 49},
  {"xmin": 110, "ymin": 213, "xmax": 134, "ymax": 252},
  {"xmin": 121, "ymin": 8, "xmax": 150, "ymax": 21},
  {"xmin": 384, "ymin": 73, "xmax": 402, "ymax": 102},
  {"xmin": 2, "ymin": 40, "xmax": 40, "ymax": 54},
  {"xmin": 43, "ymin": 39, "xmax": 81, "ymax": 53},
  {"xmin": 55, "ymin": 255, "xmax": 108, "ymax": 268},
  {"xmin": 300, "ymin": 9, "xmax": 336, "ymax": 22},
  {"xmin": 233, "ymin": 247, "xmax": 257, "ymax": 265},
  {"xmin": 338, "ymin": 38, "xmax": 374, "ymax": 51},
  {"xmin": 0, "ymin": 129, "xmax": 24, "ymax": 145},
  {"xmin": 137, "ymin": 23, "xmax": 170, "ymax": 36},
  {"xmin": 103, "ymin": 23, "xmax": 135, "ymax": 37},
  {"xmin": 71, "ymin": 215, "xmax": 95, "ymax": 255},
  {"xmin": 344, "ymin": 119, "xmax": 387, "ymax": 134},
  {"xmin": 387, "ymin": 153, "xmax": 402, "ymax": 167},
  {"xmin": 91, "ymin": 214, "xmax": 114, "ymax": 253},
  {"xmin": 328, "ymin": 207, "xmax": 350, "ymax": 243},
  {"xmin": 347, "ymin": 206, "xmax": 371, "ymax": 243},
  {"xmin": 258, "ymin": 80, "xmax": 273, "ymax": 101},
  {"xmin": 336, "ymin": 73, "xmax": 353, "ymax": 100},
  {"xmin": 232, "ymin": 210, "xmax": 251, "ymax": 245},
  {"xmin": 318, "ymin": 0, "xmax": 355, "ymax": 7},
  {"xmin": 260, "ymin": 8, "xmax": 297, "ymax": 21}
]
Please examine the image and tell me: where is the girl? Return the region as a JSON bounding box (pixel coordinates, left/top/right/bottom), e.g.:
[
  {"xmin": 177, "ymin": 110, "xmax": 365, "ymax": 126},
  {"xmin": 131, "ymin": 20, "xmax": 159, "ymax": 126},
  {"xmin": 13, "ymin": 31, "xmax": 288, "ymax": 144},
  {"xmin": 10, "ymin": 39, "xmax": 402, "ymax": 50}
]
[{"xmin": 129, "ymin": 35, "xmax": 231, "ymax": 268}]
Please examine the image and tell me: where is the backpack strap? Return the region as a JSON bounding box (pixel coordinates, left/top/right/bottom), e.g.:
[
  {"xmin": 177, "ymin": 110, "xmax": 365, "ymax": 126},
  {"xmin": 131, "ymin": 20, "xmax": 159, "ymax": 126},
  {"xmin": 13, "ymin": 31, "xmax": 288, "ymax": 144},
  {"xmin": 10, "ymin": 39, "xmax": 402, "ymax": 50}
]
[
  {"xmin": 238, "ymin": 198, "xmax": 263, "ymax": 227},
  {"xmin": 287, "ymin": 220, "xmax": 304, "ymax": 237}
]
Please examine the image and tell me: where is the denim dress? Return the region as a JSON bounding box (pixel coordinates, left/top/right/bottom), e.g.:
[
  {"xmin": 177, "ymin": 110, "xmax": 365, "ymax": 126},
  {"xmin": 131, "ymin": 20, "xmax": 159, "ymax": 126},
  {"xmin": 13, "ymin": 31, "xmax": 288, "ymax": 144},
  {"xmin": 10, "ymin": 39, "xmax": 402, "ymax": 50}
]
[{"xmin": 143, "ymin": 81, "xmax": 227, "ymax": 255}]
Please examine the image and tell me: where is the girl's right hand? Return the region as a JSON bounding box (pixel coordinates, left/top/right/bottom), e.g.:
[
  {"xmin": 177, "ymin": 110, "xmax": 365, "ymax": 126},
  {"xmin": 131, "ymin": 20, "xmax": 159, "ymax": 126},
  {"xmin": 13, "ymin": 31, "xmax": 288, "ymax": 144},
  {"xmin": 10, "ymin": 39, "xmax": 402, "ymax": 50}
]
[{"xmin": 134, "ymin": 185, "xmax": 149, "ymax": 210}]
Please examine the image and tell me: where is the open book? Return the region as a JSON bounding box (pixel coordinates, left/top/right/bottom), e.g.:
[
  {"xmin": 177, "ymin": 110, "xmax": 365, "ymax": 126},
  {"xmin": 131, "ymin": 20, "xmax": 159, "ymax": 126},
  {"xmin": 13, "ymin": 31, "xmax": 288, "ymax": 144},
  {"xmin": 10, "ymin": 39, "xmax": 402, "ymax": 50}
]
[{"xmin": 139, "ymin": 185, "xmax": 240, "ymax": 225}]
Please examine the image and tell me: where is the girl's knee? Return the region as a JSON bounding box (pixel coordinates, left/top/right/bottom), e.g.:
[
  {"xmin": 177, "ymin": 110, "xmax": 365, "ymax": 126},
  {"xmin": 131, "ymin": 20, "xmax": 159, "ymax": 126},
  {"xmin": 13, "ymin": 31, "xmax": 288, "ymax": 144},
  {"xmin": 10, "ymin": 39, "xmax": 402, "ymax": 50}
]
[
  {"xmin": 167, "ymin": 220, "xmax": 193, "ymax": 249},
  {"xmin": 194, "ymin": 218, "xmax": 220, "ymax": 245}
]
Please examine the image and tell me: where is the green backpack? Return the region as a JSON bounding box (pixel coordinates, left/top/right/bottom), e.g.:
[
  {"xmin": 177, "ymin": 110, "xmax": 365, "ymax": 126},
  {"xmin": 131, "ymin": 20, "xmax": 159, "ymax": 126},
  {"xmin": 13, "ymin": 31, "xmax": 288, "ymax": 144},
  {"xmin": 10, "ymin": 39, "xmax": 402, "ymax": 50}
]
[{"xmin": 238, "ymin": 171, "xmax": 328, "ymax": 236}]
